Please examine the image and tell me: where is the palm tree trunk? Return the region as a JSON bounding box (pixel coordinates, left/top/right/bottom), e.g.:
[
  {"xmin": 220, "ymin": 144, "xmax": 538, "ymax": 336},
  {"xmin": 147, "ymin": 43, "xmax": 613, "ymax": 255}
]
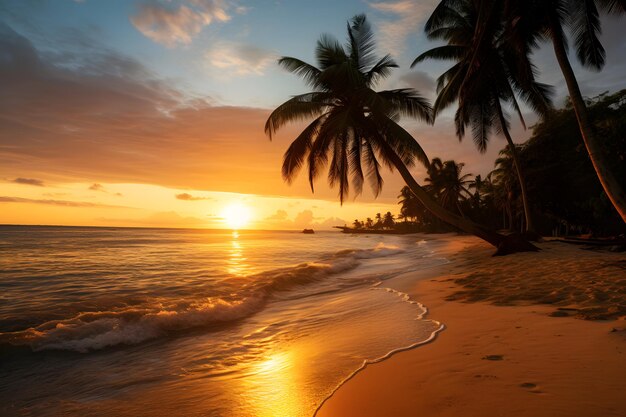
[
  {"xmin": 384, "ymin": 152, "xmax": 504, "ymax": 247},
  {"xmin": 507, "ymin": 205, "xmax": 513, "ymax": 231},
  {"xmin": 551, "ymin": 31, "xmax": 626, "ymax": 223},
  {"xmin": 456, "ymin": 201, "xmax": 466, "ymax": 218},
  {"xmin": 495, "ymin": 100, "xmax": 536, "ymax": 233}
]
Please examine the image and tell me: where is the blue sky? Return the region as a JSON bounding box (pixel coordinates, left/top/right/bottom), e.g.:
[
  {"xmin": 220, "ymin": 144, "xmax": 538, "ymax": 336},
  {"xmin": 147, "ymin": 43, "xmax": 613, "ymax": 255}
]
[{"xmin": 1, "ymin": 0, "xmax": 448, "ymax": 106}]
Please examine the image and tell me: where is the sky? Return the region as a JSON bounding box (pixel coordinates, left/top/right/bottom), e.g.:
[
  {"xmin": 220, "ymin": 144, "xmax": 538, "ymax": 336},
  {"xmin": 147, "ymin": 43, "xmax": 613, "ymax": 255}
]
[{"xmin": 1, "ymin": 0, "xmax": 625, "ymax": 229}]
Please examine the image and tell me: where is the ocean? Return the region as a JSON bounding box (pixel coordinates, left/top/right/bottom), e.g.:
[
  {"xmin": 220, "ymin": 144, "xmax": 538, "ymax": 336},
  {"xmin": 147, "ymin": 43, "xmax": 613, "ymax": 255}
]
[{"xmin": 0, "ymin": 225, "xmax": 448, "ymax": 417}]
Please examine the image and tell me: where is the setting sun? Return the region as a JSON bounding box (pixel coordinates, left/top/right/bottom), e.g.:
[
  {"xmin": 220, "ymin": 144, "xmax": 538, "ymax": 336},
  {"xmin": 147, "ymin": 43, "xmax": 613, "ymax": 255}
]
[{"xmin": 221, "ymin": 203, "xmax": 252, "ymax": 229}]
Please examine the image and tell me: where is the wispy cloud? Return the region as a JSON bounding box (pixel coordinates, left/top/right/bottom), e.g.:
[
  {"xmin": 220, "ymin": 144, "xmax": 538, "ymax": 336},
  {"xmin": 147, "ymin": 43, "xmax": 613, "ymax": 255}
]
[
  {"xmin": 0, "ymin": 196, "xmax": 129, "ymax": 208},
  {"xmin": 88, "ymin": 183, "xmax": 123, "ymax": 196},
  {"xmin": 205, "ymin": 42, "xmax": 276, "ymax": 76},
  {"xmin": 130, "ymin": 0, "xmax": 232, "ymax": 47},
  {"xmin": 175, "ymin": 192, "xmax": 212, "ymax": 201},
  {"xmin": 368, "ymin": 0, "xmax": 438, "ymax": 56},
  {"xmin": 11, "ymin": 177, "xmax": 45, "ymax": 187}
]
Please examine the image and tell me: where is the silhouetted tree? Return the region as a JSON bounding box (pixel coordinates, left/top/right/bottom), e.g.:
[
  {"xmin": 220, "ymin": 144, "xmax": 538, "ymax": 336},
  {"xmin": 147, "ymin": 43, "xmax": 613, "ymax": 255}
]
[
  {"xmin": 414, "ymin": 0, "xmax": 553, "ymax": 234},
  {"xmin": 383, "ymin": 211, "xmax": 395, "ymax": 228}
]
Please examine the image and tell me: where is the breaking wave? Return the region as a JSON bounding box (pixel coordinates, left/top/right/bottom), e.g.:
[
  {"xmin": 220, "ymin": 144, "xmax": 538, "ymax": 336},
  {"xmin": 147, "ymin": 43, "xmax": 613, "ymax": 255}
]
[{"xmin": 1, "ymin": 243, "xmax": 405, "ymax": 353}]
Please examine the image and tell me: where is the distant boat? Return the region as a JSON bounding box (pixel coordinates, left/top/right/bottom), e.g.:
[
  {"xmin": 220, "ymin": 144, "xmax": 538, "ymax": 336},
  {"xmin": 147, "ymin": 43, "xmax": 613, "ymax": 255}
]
[{"xmin": 302, "ymin": 229, "xmax": 315, "ymax": 234}]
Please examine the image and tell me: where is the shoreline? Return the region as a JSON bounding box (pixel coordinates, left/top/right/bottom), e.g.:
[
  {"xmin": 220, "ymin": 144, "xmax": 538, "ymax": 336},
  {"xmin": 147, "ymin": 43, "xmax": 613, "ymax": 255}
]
[{"xmin": 317, "ymin": 236, "xmax": 626, "ymax": 417}]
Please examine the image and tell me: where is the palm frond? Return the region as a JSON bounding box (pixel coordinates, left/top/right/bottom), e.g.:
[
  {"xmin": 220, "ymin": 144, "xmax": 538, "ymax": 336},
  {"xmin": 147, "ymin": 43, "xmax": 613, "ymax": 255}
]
[
  {"xmin": 347, "ymin": 14, "xmax": 377, "ymax": 71},
  {"xmin": 265, "ymin": 92, "xmax": 331, "ymax": 139},
  {"xmin": 570, "ymin": 0, "xmax": 605, "ymax": 69},
  {"xmin": 348, "ymin": 130, "xmax": 365, "ymax": 197},
  {"xmin": 362, "ymin": 140, "xmax": 384, "ymax": 197},
  {"xmin": 425, "ymin": 0, "xmax": 467, "ymax": 33},
  {"xmin": 377, "ymin": 89, "xmax": 433, "ymax": 123},
  {"xmin": 411, "ymin": 45, "xmax": 465, "ymax": 67},
  {"xmin": 366, "ymin": 54, "xmax": 398, "ymax": 86},
  {"xmin": 316, "ymin": 34, "xmax": 347, "ymax": 70},
  {"xmin": 433, "ymin": 65, "xmax": 465, "ymax": 116},
  {"xmin": 596, "ymin": 0, "xmax": 626, "ymax": 13},
  {"xmin": 282, "ymin": 114, "xmax": 326, "ymax": 183},
  {"xmin": 277, "ymin": 57, "xmax": 322, "ymax": 89}
]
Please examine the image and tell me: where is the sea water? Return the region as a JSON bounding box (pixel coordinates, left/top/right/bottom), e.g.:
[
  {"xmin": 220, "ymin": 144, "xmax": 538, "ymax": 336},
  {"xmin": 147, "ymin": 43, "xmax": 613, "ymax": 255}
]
[{"xmin": 0, "ymin": 226, "xmax": 448, "ymax": 417}]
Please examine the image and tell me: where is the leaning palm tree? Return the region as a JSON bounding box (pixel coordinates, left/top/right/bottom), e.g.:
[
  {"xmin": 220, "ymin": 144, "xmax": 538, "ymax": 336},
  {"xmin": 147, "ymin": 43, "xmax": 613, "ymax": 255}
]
[
  {"xmin": 498, "ymin": 0, "xmax": 626, "ymax": 222},
  {"xmin": 413, "ymin": 0, "xmax": 553, "ymax": 235},
  {"xmin": 265, "ymin": 14, "xmax": 537, "ymax": 254}
]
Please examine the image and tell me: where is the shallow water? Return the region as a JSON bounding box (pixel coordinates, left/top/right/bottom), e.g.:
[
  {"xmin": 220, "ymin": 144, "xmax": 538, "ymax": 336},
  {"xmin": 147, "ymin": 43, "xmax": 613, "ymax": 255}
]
[{"xmin": 0, "ymin": 226, "xmax": 448, "ymax": 416}]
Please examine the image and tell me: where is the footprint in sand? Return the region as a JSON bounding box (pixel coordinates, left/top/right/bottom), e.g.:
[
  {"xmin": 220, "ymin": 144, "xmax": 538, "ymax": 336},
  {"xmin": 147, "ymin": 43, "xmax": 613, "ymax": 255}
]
[
  {"xmin": 482, "ymin": 354, "xmax": 504, "ymax": 361},
  {"xmin": 520, "ymin": 382, "xmax": 544, "ymax": 394}
]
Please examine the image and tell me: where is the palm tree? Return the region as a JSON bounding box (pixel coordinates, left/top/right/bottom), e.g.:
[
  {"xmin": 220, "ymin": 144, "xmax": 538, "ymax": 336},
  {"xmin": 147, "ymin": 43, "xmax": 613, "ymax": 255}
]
[
  {"xmin": 469, "ymin": 174, "xmax": 484, "ymax": 209},
  {"xmin": 265, "ymin": 14, "xmax": 537, "ymax": 253},
  {"xmin": 398, "ymin": 185, "xmax": 421, "ymax": 222},
  {"xmin": 374, "ymin": 212, "xmax": 383, "ymax": 229},
  {"xmin": 383, "ymin": 211, "xmax": 395, "ymax": 229},
  {"xmin": 500, "ymin": 0, "xmax": 626, "ymax": 222},
  {"xmin": 413, "ymin": 0, "xmax": 553, "ymax": 234},
  {"xmin": 365, "ymin": 217, "xmax": 374, "ymax": 228},
  {"xmin": 424, "ymin": 158, "xmax": 473, "ymax": 215}
]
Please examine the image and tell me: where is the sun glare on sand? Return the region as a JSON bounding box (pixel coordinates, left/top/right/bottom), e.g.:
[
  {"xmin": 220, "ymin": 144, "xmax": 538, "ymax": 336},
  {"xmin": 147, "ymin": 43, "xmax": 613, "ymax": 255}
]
[{"xmin": 221, "ymin": 203, "xmax": 252, "ymax": 229}]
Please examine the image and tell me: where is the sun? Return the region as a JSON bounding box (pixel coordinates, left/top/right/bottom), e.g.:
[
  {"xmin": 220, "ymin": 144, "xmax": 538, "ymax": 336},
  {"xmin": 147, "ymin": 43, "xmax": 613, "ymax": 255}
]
[{"xmin": 221, "ymin": 203, "xmax": 252, "ymax": 229}]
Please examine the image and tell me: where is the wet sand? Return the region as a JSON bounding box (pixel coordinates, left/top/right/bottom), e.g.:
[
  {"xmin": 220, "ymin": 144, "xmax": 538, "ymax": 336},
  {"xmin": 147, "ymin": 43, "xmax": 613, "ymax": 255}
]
[{"xmin": 317, "ymin": 236, "xmax": 626, "ymax": 417}]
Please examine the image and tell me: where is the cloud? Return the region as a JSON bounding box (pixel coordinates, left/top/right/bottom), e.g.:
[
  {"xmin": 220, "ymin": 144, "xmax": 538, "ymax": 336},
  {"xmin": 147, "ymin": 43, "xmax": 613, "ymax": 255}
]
[
  {"xmin": 11, "ymin": 177, "xmax": 45, "ymax": 187},
  {"xmin": 87, "ymin": 183, "xmax": 122, "ymax": 196},
  {"xmin": 265, "ymin": 209, "xmax": 288, "ymax": 220},
  {"xmin": 89, "ymin": 183, "xmax": 105, "ymax": 191},
  {"xmin": 0, "ymin": 24, "xmax": 292, "ymax": 198},
  {"xmin": 175, "ymin": 192, "xmax": 212, "ymax": 201},
  {"xmin": 205, "ymin": 42, "xmax": 276, "ymax": 76},
  {"xmin": 293, "ymin": 209, "xmax": 314, "ymax": 226},
  {"xmin": 368, "ymin": 0, "xmax": 439, "ymax": 55},
  {"xmin": 0, "ymin": 196, "xmax": 129, "ymax": 208},
  {"xmin": 131, "ymin": 0, "xmax": 231, "ymax": 47}
]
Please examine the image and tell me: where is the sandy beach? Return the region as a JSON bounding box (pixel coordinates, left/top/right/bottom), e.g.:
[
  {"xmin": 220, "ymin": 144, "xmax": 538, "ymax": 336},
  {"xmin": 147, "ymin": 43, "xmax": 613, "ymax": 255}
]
[{"xmin": 317, "ymin": 236, "xmax": 626, "ymax": 417}]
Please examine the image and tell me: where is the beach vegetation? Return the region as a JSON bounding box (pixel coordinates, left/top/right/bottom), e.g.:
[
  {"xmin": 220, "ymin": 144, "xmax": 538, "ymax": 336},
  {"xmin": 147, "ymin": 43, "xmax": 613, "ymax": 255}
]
[{"xmin": 495, "ymin": 0, "xmax": 626, "ymax": 222}]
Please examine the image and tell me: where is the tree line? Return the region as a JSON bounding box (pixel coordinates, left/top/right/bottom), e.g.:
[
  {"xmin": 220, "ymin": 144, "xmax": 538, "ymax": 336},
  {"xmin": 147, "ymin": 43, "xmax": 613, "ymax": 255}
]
[{"xmin": 398, "ymin": 90, "xmax": 626, "ymax": 237}]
